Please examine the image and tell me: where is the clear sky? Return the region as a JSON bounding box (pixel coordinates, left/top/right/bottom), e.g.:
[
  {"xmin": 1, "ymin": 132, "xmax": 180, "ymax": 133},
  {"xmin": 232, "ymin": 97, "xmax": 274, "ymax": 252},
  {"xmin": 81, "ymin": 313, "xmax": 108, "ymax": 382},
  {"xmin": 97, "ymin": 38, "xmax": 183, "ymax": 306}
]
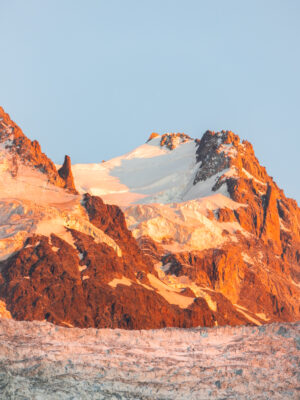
[{"xmin": 1, "ymin": 1, "xmax": 299, "ymax": 202}]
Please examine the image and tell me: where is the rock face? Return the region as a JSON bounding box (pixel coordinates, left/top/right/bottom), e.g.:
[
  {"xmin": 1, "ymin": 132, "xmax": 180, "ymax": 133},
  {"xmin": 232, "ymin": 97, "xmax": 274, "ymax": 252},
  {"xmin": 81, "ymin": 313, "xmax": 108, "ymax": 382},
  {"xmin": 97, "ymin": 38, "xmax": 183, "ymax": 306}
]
[
  {"xmin": 0, "ymin": 199, "xmax": 249, "ymax": 329},
  {"xmin": 159, "ymin": 132, "xmax": 192, "ymax": 150},
  {"xmin": 152, "ymin": 130, "xmax": 300, "ymax": 324},
  {"xmin": 147, "ymin": 132, "xmax": 192, "ymax": 149},
  {"xmin": 193, "ymin": 130, "xmax": 300, "ymax": 257},
  {"xmin": 0, "ymin": 107, "xmax": 77, "ymax": 193},
  {"xmin": 58, "ymin": 155, "xmax": 78, "ymax": 194},
  {"xmin": 0, "ymin": 107, "xmax": 299, "ymax": 329}
]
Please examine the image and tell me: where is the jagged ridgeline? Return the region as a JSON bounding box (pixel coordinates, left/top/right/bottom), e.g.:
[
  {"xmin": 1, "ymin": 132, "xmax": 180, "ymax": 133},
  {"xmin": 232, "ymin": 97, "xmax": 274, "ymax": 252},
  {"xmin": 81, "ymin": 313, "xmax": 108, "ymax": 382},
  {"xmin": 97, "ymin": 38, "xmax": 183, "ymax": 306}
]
[{"xmin": 0, "ymin": 108, "xmax": 299, "ymax": 329}]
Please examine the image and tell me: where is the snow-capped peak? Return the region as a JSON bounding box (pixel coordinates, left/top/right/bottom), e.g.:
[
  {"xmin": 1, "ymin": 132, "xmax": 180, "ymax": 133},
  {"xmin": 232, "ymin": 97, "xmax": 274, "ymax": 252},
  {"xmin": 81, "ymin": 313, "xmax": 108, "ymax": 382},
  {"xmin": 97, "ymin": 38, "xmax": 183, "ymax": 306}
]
[
  {"xmin": 73, "ymin": 130, "xmax": 251, "ymax": 206},
  {"xmin": 73, "ymin": 137, "xmax": 203, "ymax": 206}
]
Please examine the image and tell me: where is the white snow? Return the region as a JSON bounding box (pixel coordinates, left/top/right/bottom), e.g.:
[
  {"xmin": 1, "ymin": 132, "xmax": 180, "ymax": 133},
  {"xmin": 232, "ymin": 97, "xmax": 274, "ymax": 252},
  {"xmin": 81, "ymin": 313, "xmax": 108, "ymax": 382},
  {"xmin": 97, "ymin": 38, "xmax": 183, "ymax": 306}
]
[
  {"xmin": 72, "ymin": 137, "xmax": 253, "ymax": 254},
  {"xmin": 108, "ymin": 277, "xmax": 132, "ymax": 288},
  {"xmin": 218, "ymin": 143, "xmax": 238, "ymax": 158},
  {"xmin": 36, "ymin": 217, "xmax": 77, "ymax": 248},
  {"xmin": 73, "ymin": 139, "xmax": 237, "ymax": 206},
  {"xmin": 51, "ymin": 246, "xmax": 59, "ymax": 252},
  {"xmin": 234, "ymin": 304, "xmax": 262, "ymax": 325},
  {"xmin": 71, "ymin": 139, "xmax": 250, "ymax": 253},
  {"xmin": 0, "ymin": 165, "xmax": 122, "ymax": 260},
  {"xmin": 155, "ymin": 263, "xmax": 217, "ymax": 311},
  {"xmin": 256, "ymin": 313, "xmax": 270, "ymax": 322},
  {"xmin": 72, "ymin": 138, "xmax": 169, "ymax": 206},
  {"xmin": 125, "ymin": 197, "xmax": 247, "ymax": 253},
  {"xmin": 280, "ymin": 218, "xmax": 290, "ymax": 232},
  {"xmin": 242, "ymin": 252, "xmax": 254, "ymax": 265},
  {"xmin": 107, "ymin": 271, "xmax": 216, "ymax": 311},
  {"xmin": 242, "ymin": 168, "xmax": 266, "ymax": 186},
  {"xmin": 146, "ymin": 273, "xmax": 195, "ymax": 309}
]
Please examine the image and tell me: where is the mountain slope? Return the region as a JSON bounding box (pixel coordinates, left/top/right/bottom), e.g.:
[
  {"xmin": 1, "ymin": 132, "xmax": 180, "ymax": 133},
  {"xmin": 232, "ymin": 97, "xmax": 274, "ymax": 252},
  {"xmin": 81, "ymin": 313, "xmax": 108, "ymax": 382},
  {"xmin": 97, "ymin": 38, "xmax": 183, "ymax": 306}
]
[
  {"xmin": 73, "ymin": 130, "xmax": 300, "ymax": 324},
  {"xmin": 0, "ymin": 109, "xmax": 299, "ymax": 328},
  {"xmin": 73, "ymin": 132, "xmax": 229, "ymax": 205},
  {"xmin": 0, "ymin": 107, "xmax": 77, "ymax": 193}
]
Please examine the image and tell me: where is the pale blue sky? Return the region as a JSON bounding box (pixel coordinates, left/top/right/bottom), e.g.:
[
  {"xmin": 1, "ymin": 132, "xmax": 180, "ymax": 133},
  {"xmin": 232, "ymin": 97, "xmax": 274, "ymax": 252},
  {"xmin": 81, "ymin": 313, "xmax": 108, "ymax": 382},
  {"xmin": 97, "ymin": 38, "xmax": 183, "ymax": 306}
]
[{"xmin": 1, "ymin": 1, "xmax": 299, "ymax": 201}]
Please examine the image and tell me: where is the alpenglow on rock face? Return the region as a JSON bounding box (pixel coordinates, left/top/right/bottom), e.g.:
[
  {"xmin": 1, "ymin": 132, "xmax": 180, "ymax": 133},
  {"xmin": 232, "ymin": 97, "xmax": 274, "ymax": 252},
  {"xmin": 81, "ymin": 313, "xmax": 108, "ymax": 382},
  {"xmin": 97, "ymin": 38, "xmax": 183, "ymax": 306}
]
[
  {"xmin": 0, "ymin": 107, "xmax": 76, "ymax": 192},
  {"xmin": 0, "ymin": 107, "xmax": 299, "ymax": 329}
]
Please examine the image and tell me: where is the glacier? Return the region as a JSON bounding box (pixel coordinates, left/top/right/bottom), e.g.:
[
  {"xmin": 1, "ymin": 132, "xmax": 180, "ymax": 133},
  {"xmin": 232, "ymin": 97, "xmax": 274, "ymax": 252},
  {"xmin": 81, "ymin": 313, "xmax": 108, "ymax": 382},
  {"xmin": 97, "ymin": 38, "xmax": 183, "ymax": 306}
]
[{"xmin": 0, "ymin": 318, "xmax": 299, "ymax": 399}]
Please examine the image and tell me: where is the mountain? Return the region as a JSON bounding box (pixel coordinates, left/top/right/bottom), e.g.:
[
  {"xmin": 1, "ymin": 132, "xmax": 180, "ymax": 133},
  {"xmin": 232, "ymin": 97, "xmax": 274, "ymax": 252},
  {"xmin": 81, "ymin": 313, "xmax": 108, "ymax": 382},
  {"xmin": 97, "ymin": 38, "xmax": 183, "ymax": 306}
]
[{"xmin": 0, "ymin": 108, "xmax": 299, "ymax": 329}]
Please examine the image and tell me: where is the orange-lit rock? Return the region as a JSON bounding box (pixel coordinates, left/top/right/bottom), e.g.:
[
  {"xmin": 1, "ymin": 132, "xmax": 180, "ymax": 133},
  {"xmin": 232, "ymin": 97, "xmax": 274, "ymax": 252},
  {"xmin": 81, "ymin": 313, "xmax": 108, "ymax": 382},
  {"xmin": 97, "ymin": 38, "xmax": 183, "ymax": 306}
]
[
  {"xmin": 58, "ymin": 155, "xmax": 78, "ymax": 194},
  {"xmin": 0, "ymin": 108, "xmax": 299, "ymax": 329},
  {"xmin": 0, "ymin": 107, "xmax": 78, "ymax": 193}
]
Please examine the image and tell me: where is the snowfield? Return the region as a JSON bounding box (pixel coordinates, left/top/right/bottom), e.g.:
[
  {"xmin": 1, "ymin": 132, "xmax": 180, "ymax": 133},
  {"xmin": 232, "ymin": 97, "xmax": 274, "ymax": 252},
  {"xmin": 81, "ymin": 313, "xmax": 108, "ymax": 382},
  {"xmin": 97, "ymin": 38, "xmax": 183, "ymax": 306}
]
[
  {"xmin": 72, "ymin": 136, "xmax": 249, "ymax": 253},
  {"xmin": 72, "ymin": 136, "xmax": 232, "ymax": 206},
  {"xmin": 0, "ymin": 319, "xmax": 299, "ymax": 399},
  {"xmin": 0, "ymin": 134, "xmax": 244, "ymax": 260}
]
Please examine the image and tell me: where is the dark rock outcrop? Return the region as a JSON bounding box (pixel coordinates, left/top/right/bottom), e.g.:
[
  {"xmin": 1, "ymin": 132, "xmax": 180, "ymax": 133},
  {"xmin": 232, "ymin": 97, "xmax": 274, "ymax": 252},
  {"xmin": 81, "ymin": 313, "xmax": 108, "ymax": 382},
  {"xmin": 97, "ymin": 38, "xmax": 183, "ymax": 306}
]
[
  {"xmin": 58, "ymin": 155, "xmax": 78, "ymax": 194},
  {"xmin": 160, "ymin": 133, "xmax": 192, "ymax": 150}
]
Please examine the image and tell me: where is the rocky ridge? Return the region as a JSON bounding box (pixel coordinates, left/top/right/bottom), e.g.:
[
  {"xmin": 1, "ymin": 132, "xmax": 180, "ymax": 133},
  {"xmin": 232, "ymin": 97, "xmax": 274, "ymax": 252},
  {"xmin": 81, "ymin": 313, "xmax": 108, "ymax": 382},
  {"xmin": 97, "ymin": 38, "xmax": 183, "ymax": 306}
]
[
  {"xmin": 159, "ymin": 132, "xmax": 192, "ymax": 150},
  {"xmin": 0, "ymin": 107, "xmax": 76, "ymax": 192},
  {"xmin": 0, "ymin": 108, "xmax": 299, "ymax": 329},
  {"xmin": 147, "ymin": 132, "xmax": 192, "ymax": 150},
  {"xmin": 133, "ymin": 130, "xmax": 300, "ymax": 324},
  {"xmin": 193, "ymin": 129, "xmax": 300, "ymax": 255},
  {"xmin": 58, "ymin": 155, "xmax": 78, "ymax": 194},
  {"xmin": 192, "ymin": 129, "xmax": 300, "ymax": 263}
]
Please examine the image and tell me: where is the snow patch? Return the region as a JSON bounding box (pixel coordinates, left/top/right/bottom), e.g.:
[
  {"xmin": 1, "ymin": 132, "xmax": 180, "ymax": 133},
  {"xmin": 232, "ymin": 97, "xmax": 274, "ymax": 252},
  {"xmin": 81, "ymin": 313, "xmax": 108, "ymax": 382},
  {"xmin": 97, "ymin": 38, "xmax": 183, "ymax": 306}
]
[
  {"xmin": 0, "ymin": 173, "xmax": 121, "ymax": 260},
  {"xmin": 242, "ymin": 252, "xmax": 254, "ymax": 265},
  {"xmin": 108, "ymin": 277, "xmax": 132, "ymax": 288},
  {"xmin": 256, "ymin": 313, "xmax": 270, "ymax": 321},
  {"xmin": 218, "ymin": 144, "xmax": 238, "ymax": 158},
  {"xmin": 242, "ymin": 168, "xmax": 266, "ymax": 186},
  {"xmin": 155, "ymin": 263, "xmax": 217, "ymax": 311},
  {"xmin": 280, "ymin": 218, "xmax": 290, "ymax": 232},
  {"xmin": 147, "ymin": 273, "xmax": 195, "ymax": 309},
  {"xmin": 73, "ymin": 140, "xmax": 235, "ymax": 205},
  {"xmin": 234, "ymin": 304, "xmax": 262, "ymax": 325},
  {"xmin": 125, "ymin": 197, "xmax": 247, "ymax": 253},
  {"xmin": 36, "ymin": 218, "xmax": 77, "ymax": 248}
]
